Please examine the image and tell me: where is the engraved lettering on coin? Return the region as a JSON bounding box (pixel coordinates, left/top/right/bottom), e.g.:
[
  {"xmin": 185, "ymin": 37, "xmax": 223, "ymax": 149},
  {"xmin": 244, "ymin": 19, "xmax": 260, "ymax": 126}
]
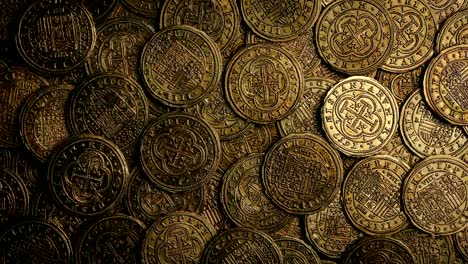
[
  {"xmin": 275, "ymin": 237, "xmax": 320, "ymax": 264},
  {"xmin": 342, "ymin": 237, "xmax": 416, "ymax": 264},
  {"xmin": 421, "ymin": 0, "xmax": 467, "ymax": 24},
  {"xmin": 436, "ymin": 9, "xmax": 468, "ymax": 52}
]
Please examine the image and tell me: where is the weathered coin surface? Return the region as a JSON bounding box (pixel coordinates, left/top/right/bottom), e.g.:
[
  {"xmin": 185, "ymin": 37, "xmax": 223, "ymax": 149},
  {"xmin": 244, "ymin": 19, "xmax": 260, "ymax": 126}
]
[
  {"xmin": 86, "ymin": 18, "xmax": 154, "ymax": 80},
  {"xmin": 77, "ymin": 215, "xmax": 146, "ymax": 264},
  {"xmin": 263, "ymin": 134, "xmax": 343, "ymax": 214},
  {"xmin": 421, "ymin": 0, "xmax": 468, "ymax": 24},
  {"xmin": 322, "ymin": 76, "xmax": 399, "ymax": 157},
  {"xmin": 403, "ymin": 155, "xmax": 468, "ymax": 235},
  {"xmin": 68, "ymin": 73, "xmax": 148, "ymax": 153},
  {"xmin": 270, "ymin": 216, "xmax": 304, "ymax": 240},
  {"xmin": 316, "ymin": 0, "xmax": 394, "ymax": 74},
  {"xmin": 201, "ymin": 171, "xmax": 229, "ymax": 231},
  {"xmin": 342, "ymin": 236, "xmax": 416, "ymax": 264},
  {"xmin": 240, "ymin": 0, "xmax": 321, "ymax": 41},
  {"xmin": 0, "ymin": 220, "xmax": 73, "ymax": 263},
  {"xmin": 400, "ymin": 90, "xmax": 468, "ymax": 158},
  {"xmin": 305, "ymin": 194, "xmax": 363, "ymax": 258},
  {"xmin": 48, "ymin": 135, "xmax": 129, "ymax": 216},
  {"xmin": 201, "ymin": 227, "xmax": 283, "ymax": 264},
  {"xmin": 0, "ymin": 168, "xmax": 29, "ymax": 226},
  {"xmin": 343, "ymin": 155, "xmax": 410, "ymax": 235},
  {"xmin": 378, "ymin": 130, "xmax": 421, "ymax": 167},
  {"xmin": 126, "ymin": 167, "xmax": 204, "ymax": 225},
  {"xmin": 19, "ymin": 84, "xmax": 72, "ymax": 162},
  {"xmin": 121, "ymin": 0, "xmax": 164, "ymax": 16},
  {"xmin": 275, "ymin": 237, "xmax": 321, "ymax": 264},
  {"xmin": 382, "ymin": 0, "xmax": 436, "ymax": 72},
  {"xmin": 394, "ymin": 228, "xmax": 455, "ymax": 264},
  {"xmin": 376, "ymin": 68, "xmax": 422, "ymax": 104},
  {"xmin": 141, "ymin": 25, "xmax": 222, "ymax": 108},
  {"xmin": 436, "ymin": 9, "xmax": 468, "ymax": 52},
  {"xmin": 140, "ymin": 112, "xmax": 220, "ymax": 192},
  {"xmin": 278, "ymin": 77, "xmax": 336, "ymax": 136},
  {"xmin": 221, "ymin": 153, "xmax": 291, "ymax": 231},
  {"xmin": 225, "ymin": 43, "xmax": 303, "ymax": 123},
  {"xmin": 143, "ymin": 211, "xmax": 215, "ymax": 264},
  {"xmin": 0, "ymin": 148, "xmax": 39, "ymax": 189},
  {"xmin": 455, "ymin": 227, "xmax": 468, "ymax": 260},
  {"xmin": 84, "ymin": 0, "xmax": 117, "ymax": 21},
  {"xmin": 424, "ymin": 45, "xmax": 468, "ymax": 125},
  {"xmin": 16, "ymin": 0, "xmax": 96, "ymax": 74}
]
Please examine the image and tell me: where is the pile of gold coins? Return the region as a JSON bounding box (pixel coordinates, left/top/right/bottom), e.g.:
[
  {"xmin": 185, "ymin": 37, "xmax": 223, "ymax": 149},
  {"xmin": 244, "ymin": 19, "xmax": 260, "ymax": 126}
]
[{"xmin": 0, "ymin": 0, "xmax": 468, "ymax": 263}]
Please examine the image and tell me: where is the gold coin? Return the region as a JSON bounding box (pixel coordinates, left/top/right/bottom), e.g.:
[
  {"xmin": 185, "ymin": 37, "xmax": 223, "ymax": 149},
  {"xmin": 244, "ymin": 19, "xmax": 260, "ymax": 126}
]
[
  {"xmin": 315, "ymin": 0, "xmax": 394, "ymax": 74},
  {"xmin": 240, "ymin": 0, "xmax": 321, "ymax": 42},
  {"xmin": 225, "ymin": 43, "xmax": 303, "ymax": 124},
  {"xmin": 455, "ymin": 227, "xmax": 468, "ymax": 260},
  {"xmin": 263, "ymin": 134, "xmax": 343, "ymax": 214},
  {"xmin": 201, "ymin": 171, "xmax": 230, "ymax": 231},
  {"xmin": 322, "ymin": 76, "xmax": 399, "ymax": 157},
  {"xmin": 424, "ymin": 45, "xmax": 468, "ymax": 125},
  {"xmin": 403, "ymin": 155, "xmax": 468, "ymax": 235},
  {"xmin": 378, "ymin": 130, "xmax": 421, "ymax": 167},
  {"xmin": 400, "ymin": 90, "xmax": 468, "ymax": 158},
  {"xmin": 307, "ymin": 62, "xmax": 346, "ymax": 82},
  {"xmin": 275, "ymin": 237, "xmax": 321, "ymax": 264},
  {"xmin": 381, "ymin": 0, "xmax": 436, "ymax": 72},
  {"xmin": 343, "ymin": 155, "xmax": 409, "ymax": 235},
  {"xmin": 270, "ymin": 216, "xmax": 304, "ymax": 240},
  {"xmin": 141, "ymin": 25, "xmax": 222, "ymax": 108},
  {"xmin": 376, "ymin": 68, "xmax": 422, "ymax": 104},
  {"xmin": 278, "ymin": 77, "xmax": 336, "ymax": 137},
  {"xmin": 342, "ymin": 237, "xmax": 416, "ymax": 264},
  {"xmin": 420, "ymin": 0, "xmax": 468, "ymax": 24},
  {"xmin": 436, "ymin": 9, "xmax": 468, "ymax": 53}
]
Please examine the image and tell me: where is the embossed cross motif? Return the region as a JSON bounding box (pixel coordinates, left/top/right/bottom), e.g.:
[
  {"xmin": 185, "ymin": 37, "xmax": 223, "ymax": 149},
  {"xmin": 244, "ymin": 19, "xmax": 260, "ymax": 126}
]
[
  {"xmin": 163, "ymin": 227, "xmax": 201, "ymax": 262},
  {"xmin": 339, "ymin": 99, "xmax": 379, "ymax": 134},
  {"xmin": 392, "ymin": 13, "xmax": 421, "ymax": 50}
]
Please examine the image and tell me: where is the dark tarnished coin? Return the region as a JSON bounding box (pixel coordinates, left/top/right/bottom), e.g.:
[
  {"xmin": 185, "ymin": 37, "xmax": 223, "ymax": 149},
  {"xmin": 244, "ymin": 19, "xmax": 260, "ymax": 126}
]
[
  {"xmin": 140, "ymin": 112, "xmax": 220, "ymax": 192},
  {"xmin": 394, "ymin": 228, "xmax": 455, "ymax": 264},
  {"xmin": 305, "ymin": 194, "xmax": 363, "ymax": 258},
  {"xmin": 161, "ymin": 0, "xmax": 240, "ymax": 51},
  {"xmin": 16, "ymin": 0, "xmax": 96, "ymax": 74},
  {"xmin": 342, "ymin": 237, "xmax": 416, "ymax": 264},
  {"xmin": 126, "ymin": 168, "xmax": 204, "ymax": 225},
  {"xmin": 421, "ymin": 0, "xmax": 468, "ymax": 24},
  {"xmin": 143, "ymin": 211, "xmax": 215, "ymax": 264},
  {"xmin": 225, "ymin": 43, "xmax": 303, "ymax": 124},
  {"xmin": 0, "ymin": 67, "xmax": 48, "ymax": 148},
  {"xmin": 240, "ymin": 0, "xmax": 321, "ymax": 41},
  {"xmin": 221, "ymin": 153, "xmax": 291, "ymax": 231},
  {"xmin": 201, "ymin": 227, "xmax": 283, "ymax": 264},
  {"xmin": 271, "ymin": 217, "xmax": 304, "ymax": 240},
  {"xmin": 436, "ymin": 9, "xmax": 468, "ymax": 53},
  {"xmin": 77, "ymin": 215, "xmax": 146, "ymax": 264},
  {"xmin": 201, "ymin": 171, "xmax": 229, "ymax": 231},
  {"xmin": 141, "ymin": 25, "xmax": 222, "ymax": 108},
  {"xmin": 321, "ymin": 261, "xmax": 336, "ymax": 264},
  {"xmin": 68, "ymin": 73, "xmax": 148, "ymax": 153},
  {"xmin": 121, "ymin": 0, "xmax": 164, "ymax": 17},
  {"xmin": 382, "ymin": 0, "xmax": 436, "ymax": 72},
  {"xmin": 86, "ymin": 18, "xmax": 154, "ymax": 80},
  {"xmin": 455, "ymin": 228, "xmax": 468, "ymax": 260},
  {"xmin": 83, "ymin": 0, "xmax": 116, "ymax": 21},
  {"xmin": 0, "ymin": 168, "xmax": 29, "ymax": 226},
  {"xmin": 275, "ymin": 237, "xmax": 321, "ymax": 264},
  {"xmin": 0, "ymin": 0, "xmax": 30, "ymax": 41},
  {"xmin": 263, "ymin": 134, "xmax": 343, "ymax": 214},
  {"xmin": 403, "ymin": 155, "xmax": 468, "ymax": 235},
  {"xmin": 48, "ymin": 135, "xmax": 129, "ymax": 216},
  {"xmin": 343, "ymin": 155, "xmax": 410, "ymax": 235},
  {"xmin": 0, "ymin": 148, "xmax": 39, "ymax": 189},
  {"xmin": 322, "ymin": 76, "xmax": 399, "ymax": 157},
  {"xmin": 400, "ymin": 90, "xmax": 468, "ymax": 158},
  {"xmin": 376, "ymin": 68, "xmax": 422, "ymax": 104},
  {"xmin": 378, "ymin": 130, "xmax": 421, "ymax": 167},
  {"xmin": 424, "ymin": 45, "xmax": 468, "ymax": 125},
  {"xmin": 0, "ymin": 220, "xmax": 72, "ymax": 264},
  {"xmin": 19, "ymin": 84, "xmax": 72, "ymax": 162},
  {"xmin": 316, "ymin": 0, "xmax": 394, "ymax": 74},
  {"xmin": 278, "ymin": 77, "xmax": 336, "ymax": 136}
]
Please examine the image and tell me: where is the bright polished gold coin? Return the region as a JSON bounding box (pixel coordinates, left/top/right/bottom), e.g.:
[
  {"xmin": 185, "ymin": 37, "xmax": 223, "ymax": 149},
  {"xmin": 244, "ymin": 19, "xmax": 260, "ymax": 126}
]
[
  {"xmin": 403, "ymin": 155, "xmax": 468, "ymax": 235},
  {"xmin": 322, "ymin": 76, "xmax": 399, "ymax": 157},
  {"xmin": 420, "ymin": 0, "xmax": 468, "ymax": 24},
  {"xmin": 436, "ymin": 9, "xmax": 468, "ymax": 53},
  {"xmin": 378, "ymin": 130, "xmax": 421, "ymax": 167},
  {"xmin": 316, "ymin": 0, "xmax": 394, "ymax": 74},
  {"xmin": 225, "ymin": 43, "xmax": 303, "ymax": 124}
]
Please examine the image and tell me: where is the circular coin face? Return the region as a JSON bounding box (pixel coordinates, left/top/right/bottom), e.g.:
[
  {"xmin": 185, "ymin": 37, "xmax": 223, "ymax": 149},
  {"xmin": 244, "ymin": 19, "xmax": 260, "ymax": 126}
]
[
  {"xmin": 201, "ymin": 227, "xmax": 283, "ymax": 264},
  {"xmin": 68, "ymin": 73, "xmax": 148, "ymax": 153},
  {"xmin": 48, "ymin": 135, "xmax": 129, "ymax": 216},
  {"xmin": 316, "ymin": 0, "xmax": 394, "ymax": 74},
  {"xmin": 0, "ymin": 169, "xmax": 29, "ymax": 226},
  {"xmin": 0, "ymin": 220, "xmax": 72, "ymax": 263},
  {"xmin": 221, "ymin": 153, "xmax": 291, "ymax": 231},
  {"xmin": 143, "ymin": 211, "xmax": 216, "ymax": 264},
  {"xmin": 275, "ymin": 237, "xmax": 320, "ymax": 264},
  {"xmin": 342, "ymin": 237, "xmax": 416, "ymax": 264},
  {"xmin": 376, "ymin": 68, "xmax": 422, "ymax": 103},
  {"xmin": 16, "ymin": 1, "xmax": 96, "ymax": 74},
  {"xmin": 240, "ymin": 0, "xmax": 321, "ymax": 41},
  {"xmin": 400, "ymin": 90, "xmax": 468, "ymax": 158},
  {"xmin": 378, "ymin": 130, "xmax": 422, "ymax": 168},
  {"xmin": 121, "ymin": 0, "xmax": 164, "ymax": 16},
  {"xmin": 403, "ymin": 155, "xmax": 468, "ymax": 235},
  {"xmin": 140, "ymin": 112, "xmax": 220, "ymax": 192},
  {"xmin": 455, "ymin": 227, "xmax": 468, "ymax": 260},
  {"xmin": 424, "ymin": 45, "xmax": 468, "ymax": 125},
  {"xmin": 263, "ymin": 134, "xmax": 343, "ymax": 214},
  {"xmin": 381, "ymin": 0, "xmax": 436, "ymax": 72},
  {"xmin": 19, "ymin": 85, "xmax": 72, "ymax": 162},
  {"xmin": 343, "ymin": 155, "xmax": 409, "ymax": 235},
  {"xmin": 421, "ymin": 0, "xmax": 467, "ymax": 24},
  {"xmin": 322, "ymin": 76, "xmax": 399, "ymax": 157},
  {"xmin": 436, "ymin": 9, "xmax": 468, "ymax": 53},
  {"xmin": 225, "ymin": 44, "xmax": 303, "ymax": 124},
  {"xmin": 77, "ymin": 215, "xmax": 146, "ymax": 264},
  {"xmin": 141, "ymin": 25, "xmax": 222, "ymax": 108}
]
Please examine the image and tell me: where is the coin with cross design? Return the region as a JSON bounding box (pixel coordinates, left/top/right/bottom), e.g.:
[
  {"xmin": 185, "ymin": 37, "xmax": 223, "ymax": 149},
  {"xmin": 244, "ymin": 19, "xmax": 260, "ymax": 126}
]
[{"xmin": 274, "ymin": 237, "xmax": 321, "ymax": 264}]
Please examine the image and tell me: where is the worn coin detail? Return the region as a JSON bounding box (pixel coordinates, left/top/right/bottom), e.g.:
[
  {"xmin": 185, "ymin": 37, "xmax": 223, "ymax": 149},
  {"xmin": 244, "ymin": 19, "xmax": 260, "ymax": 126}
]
[
  {"xmin": 378, "ymin": 130, "xmax": 422, "ymax": 167},
  {"xmin": 455, "ymin": 227, "xmax": 468, "ymax": 260},
  {"xmin": 121, "ymin": 0, "xmax": 164, "ymax": 16},
  {"xmin": 376, "ymin": 68, "xmax": 422, "ymax": 103},
  {"xmin": 421, "ymin": 0, "xmax": 467, "ymax": 24},
  {"xmin": 0, "ymin": 168, "xmax": 29, "ymax": 226},
  {"xmin": 436, "ymin": 9, "xmax": 468, "ymax": 52},
  {"xmin": 275, "ymin": 237, "xmax": 321, "ymax": 264}
]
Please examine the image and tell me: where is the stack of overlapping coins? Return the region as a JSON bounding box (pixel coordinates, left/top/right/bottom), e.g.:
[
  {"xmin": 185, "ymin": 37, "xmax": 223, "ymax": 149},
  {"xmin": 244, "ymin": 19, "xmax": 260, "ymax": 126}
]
[{"xmin": 0, "ymin": 0, "xmax": 467, "ymax": 263}]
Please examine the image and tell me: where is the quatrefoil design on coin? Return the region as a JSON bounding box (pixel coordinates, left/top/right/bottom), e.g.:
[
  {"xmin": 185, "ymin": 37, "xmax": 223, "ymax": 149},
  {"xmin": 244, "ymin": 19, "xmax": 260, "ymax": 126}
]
[
  {"xmin": 391, "ymin": 10, "xmax": 423, "ymax": 54},
  {"xmin": 153, "ymin": 128, "xmax": 206, "ymax": 176},
  {"xmin": 100, "ymin": 33, "xmax": 139, "ymax": 76},
  {"xmin": 175, "ymin": 0, "xmax": 224, "ymax": 38},
  {"xmin": 157, "ymin": 225, "xmax": 203, "ymax": 263}
]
